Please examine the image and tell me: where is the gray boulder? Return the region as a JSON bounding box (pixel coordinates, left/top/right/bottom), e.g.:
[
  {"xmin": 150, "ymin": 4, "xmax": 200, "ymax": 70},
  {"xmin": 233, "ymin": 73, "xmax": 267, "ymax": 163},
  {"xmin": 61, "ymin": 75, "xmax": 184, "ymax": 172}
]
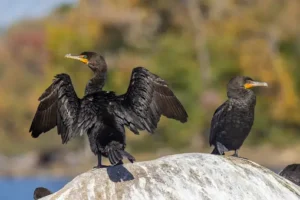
[{"xmin": 42, "ymin": 153, "xmax": 300, "ymax": 200}]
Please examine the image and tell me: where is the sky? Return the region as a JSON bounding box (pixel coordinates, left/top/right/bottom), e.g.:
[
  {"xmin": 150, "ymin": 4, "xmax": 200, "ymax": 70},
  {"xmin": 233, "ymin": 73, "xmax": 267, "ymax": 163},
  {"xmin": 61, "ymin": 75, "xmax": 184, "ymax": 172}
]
[{"xmin": 0, "ymin": 0, "xmax": 78, "ymax": 28}]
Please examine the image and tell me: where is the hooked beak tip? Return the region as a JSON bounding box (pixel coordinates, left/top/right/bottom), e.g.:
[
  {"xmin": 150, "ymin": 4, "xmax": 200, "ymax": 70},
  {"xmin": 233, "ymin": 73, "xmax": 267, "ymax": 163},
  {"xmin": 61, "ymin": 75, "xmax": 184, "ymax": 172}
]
[{"xmin": 65, "ymin": 53, "xmax": 72, "ymax": 58}]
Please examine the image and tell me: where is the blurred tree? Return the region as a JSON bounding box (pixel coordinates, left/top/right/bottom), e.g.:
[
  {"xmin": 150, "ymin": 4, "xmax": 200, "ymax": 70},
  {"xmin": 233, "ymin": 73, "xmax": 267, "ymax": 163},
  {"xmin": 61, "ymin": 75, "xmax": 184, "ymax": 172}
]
[{"xmin": 0, "ymin": 0, "xmax": 300, "ymax": 156}]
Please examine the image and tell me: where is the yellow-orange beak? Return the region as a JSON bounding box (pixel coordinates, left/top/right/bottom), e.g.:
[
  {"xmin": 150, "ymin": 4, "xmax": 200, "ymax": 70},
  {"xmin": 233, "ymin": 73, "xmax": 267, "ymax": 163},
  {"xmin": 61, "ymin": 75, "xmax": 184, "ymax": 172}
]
[
  {"xmin": 65, "ymin": 54, "xmax": 88, "ymax": 64},
  {"xmin": 244, "ymin": 81, "xmax": 268, "ymax": 89}
]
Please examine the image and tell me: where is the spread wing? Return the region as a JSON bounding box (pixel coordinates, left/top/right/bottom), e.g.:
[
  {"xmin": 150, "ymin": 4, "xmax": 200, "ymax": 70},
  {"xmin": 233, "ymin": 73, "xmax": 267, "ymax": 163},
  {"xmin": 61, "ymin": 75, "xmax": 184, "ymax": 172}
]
[
  {"xmin": 209, "ymin": 101, "xmax": 229, "ymax": 146},
  {"xmin": 113, "ymin": 67, "xmax": 188, "ymax": 134},
  {"xmin": 29, "ymin": 74, "xmax": 80, "ymax": 143}
]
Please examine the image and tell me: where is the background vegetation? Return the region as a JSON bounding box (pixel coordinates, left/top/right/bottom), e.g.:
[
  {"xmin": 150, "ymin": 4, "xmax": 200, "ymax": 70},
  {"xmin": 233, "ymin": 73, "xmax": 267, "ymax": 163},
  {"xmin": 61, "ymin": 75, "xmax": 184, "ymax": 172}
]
[{"xmin": 0, "ymin": 0, "xmax": 300, "ymax": 173}]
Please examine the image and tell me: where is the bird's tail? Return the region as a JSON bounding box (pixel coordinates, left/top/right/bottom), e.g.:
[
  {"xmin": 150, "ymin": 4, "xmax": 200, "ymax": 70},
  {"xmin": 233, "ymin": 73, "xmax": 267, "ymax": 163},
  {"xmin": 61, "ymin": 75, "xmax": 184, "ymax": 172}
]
[
  {"xmin": 211, "ymin": 147, "xmax": 221, "ymax": 155},
  {"xmin": 106, "ymin": 141, "xmax": 136, "ymax": 165}
]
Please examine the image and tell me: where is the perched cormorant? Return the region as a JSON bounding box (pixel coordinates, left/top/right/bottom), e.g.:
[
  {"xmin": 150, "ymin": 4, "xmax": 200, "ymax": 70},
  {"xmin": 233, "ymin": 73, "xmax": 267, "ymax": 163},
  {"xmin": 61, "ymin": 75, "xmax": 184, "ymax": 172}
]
[
  {"xmin": 33, "ymin": 187, "xmax": 52, "ymax": 200},
  {"xmin": 279, "ymin": 164, "xmax": 300, "ymax": 186},
  {"xmin": 30, "ymin": 52, "xmax": 188, "ymax": 168},
  {"xmin": 209, "ymin": 76, "xmax": 267, "ymax": 157}
]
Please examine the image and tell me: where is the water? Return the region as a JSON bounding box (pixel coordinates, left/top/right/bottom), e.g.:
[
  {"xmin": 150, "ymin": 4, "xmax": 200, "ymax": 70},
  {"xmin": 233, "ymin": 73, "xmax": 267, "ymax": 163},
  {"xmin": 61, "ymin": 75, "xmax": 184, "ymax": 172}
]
[{"xmin": 0, "ymin": 177, "xmax": 70, "ymax": 200}]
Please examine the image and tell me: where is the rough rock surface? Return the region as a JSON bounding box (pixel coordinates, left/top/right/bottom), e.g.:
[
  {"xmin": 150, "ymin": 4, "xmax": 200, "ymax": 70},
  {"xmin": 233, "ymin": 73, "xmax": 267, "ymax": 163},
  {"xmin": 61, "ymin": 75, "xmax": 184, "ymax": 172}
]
[{"xmin": 42, "ymin": 153, "xmax": 300, "ymax": 200}]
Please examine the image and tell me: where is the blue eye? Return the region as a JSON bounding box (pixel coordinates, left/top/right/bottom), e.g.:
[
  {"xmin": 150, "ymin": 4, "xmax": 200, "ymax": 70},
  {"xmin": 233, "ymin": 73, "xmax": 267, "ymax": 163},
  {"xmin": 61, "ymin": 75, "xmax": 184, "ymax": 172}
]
[{"xmin": 83, "ymin": 55, "xmax": 87, "ymax": 59}]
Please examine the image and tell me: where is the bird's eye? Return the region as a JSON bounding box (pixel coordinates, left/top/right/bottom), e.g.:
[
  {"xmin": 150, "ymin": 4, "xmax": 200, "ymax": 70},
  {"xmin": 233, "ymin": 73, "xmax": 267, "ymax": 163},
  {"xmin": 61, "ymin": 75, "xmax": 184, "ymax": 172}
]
[{"xmin": 83, "ymin": 55, "xmax": 87, "ymax": 59}]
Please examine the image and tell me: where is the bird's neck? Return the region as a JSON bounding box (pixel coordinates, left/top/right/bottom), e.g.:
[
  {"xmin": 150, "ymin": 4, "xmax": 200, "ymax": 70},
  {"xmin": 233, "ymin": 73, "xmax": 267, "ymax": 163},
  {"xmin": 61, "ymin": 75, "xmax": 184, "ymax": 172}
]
[
  {"xmin": 228, "ymin": 89, "xmax": 256, "ymax": 107},
  {"xmin": 84, "ymin": 71, "xmax": 107, "ymax": 95}
]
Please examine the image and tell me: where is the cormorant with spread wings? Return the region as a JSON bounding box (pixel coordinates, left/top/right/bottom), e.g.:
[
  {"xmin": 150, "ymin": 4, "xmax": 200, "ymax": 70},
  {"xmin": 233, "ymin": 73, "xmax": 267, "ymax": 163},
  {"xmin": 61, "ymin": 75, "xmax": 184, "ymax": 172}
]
[{"xmin": 29, "ymin": 52, "xmax": 188, "ymax": 168}]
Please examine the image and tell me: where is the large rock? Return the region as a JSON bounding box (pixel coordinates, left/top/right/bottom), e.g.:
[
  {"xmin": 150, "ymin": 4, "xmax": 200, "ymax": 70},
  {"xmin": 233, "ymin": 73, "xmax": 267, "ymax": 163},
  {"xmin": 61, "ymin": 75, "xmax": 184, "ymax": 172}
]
[{"xmin": 42, "ymin": 153, "xmax": 300, "ymax": 200}]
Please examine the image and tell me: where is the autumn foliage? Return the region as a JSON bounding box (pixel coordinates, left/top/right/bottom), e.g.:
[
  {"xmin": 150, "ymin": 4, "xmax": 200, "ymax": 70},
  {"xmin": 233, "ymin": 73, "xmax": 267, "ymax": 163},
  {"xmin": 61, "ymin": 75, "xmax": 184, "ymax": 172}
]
[{"xmin": 1, "ymin": 0, "xmax": 300, "ymax": 155}]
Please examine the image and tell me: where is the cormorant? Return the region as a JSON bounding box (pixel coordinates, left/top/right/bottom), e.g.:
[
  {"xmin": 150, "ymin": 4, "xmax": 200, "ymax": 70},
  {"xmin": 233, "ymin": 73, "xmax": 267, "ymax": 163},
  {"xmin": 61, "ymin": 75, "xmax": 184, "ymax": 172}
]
[
  {"xmin": 29, "ymin": 52, "xmax": 188, "ymax": 168},
  {"xmin": 33, "ymin": 187, "xmax": 52, "ymax": 200},
  {"xmin": 209, "ymin": 76, "xmax": 267, "ymax": 157},
  {"xmin": 279, "ymin": 164, "xmax": 300, "ymax": 186}
]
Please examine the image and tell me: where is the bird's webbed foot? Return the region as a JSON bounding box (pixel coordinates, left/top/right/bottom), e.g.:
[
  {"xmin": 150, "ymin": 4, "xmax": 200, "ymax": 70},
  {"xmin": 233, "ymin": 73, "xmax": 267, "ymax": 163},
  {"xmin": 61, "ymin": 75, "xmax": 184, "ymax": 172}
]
[
  {"xmin": 230, "ymin": 150, "xmax": 248, "ymax": 160},
  {"xmin": 231, "ymin": 150, "xmax": 239, "ymax": 157},
  {"xmin": 93, "ymin": 154, "xmax": 109, "ymax": 168}
]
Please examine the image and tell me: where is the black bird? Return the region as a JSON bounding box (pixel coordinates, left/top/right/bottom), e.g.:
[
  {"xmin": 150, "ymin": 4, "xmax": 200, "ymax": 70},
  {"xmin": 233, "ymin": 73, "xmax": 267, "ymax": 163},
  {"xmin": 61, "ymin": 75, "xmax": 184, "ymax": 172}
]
[
  {"xmin": 33, "ymin": 187, "xmax": 52, "ymax": 200},
  {"xmin": 279, "ymin": 164, "xmax": 300, "ymax": 186},
  {"xmin": 30, "ymin": 52, "xmax": 188, "ymax": 168},
  {"xmin": 209, "ymin": 76, "xmax": 268, "ymax": 157}
]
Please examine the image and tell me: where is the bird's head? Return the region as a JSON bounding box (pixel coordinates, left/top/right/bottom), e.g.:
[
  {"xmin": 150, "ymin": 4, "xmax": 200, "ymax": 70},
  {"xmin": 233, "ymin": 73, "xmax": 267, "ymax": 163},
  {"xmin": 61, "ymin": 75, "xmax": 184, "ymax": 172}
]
[
  {"xmin": 65, "ymin": 51, "xmax": 107, "ymax": 73},
  {"xmin": 227, "ymin": 76, "xmax": 268, "ymax": 98}
]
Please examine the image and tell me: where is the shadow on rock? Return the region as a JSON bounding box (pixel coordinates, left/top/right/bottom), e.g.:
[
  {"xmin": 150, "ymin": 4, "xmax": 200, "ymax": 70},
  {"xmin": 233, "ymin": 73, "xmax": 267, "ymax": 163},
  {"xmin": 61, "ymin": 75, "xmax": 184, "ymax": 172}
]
[{"xmin": 106, "ymin": 164, "xmax": 134, "ymax": 182}]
